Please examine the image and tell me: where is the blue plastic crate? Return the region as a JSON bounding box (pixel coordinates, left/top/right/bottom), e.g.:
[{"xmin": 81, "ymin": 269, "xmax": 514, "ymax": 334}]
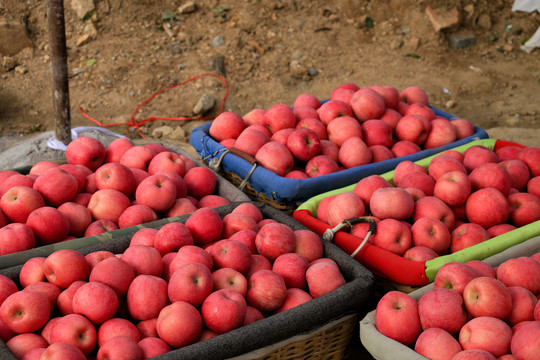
[{"xmin": 190, "ymin": 106, "xmax": 489, "ymax": 211}]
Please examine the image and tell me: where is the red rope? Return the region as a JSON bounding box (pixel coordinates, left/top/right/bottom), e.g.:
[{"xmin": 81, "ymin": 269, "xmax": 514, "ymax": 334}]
[{"xmin": 79, "ymin": 73, "xmax": 229, "ymax": 139}]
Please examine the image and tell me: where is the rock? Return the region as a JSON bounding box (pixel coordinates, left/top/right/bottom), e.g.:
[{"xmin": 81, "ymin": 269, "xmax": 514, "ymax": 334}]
[
  {"xmin": 210, "ymin": 35, "xmax": 225, "ymax": 48},
  {"xmin": 168, "ymin": 42, "xmax": 182, "ymax": 54},
  {"xmin": 152, "ymin": 125, "xmax": 174, "ymax": 138},
  {"xmin": 449, "ymin": 35, "xmax": 476, "ymax": 49},
  {"xmin": 193, "ymin": 94, "xmax": 216, "ymax": 115},
  {"xmin": 307, "ymin": 67, "xmax": 318, "ymax": 76},
  {"xmin": 477, "ymin": 14, "xmax": 491, "ymax": 30},
  {"xmin": 1, "ymin": 56, "xmax": 17, "ymax": 71},
  {"xmin": 178, "ymin": 2, "xmax": 197, "ymax": 14},
  {"xmin": 0, "ymin": 18, "xmax": 32, "ymax": 56},
  {"xmin": 169, "ymin": 126, "xmax": 186, "ymax": 140},
  {"xmin": 75, "ymin": 34, "xmax": 92, "ymax": 47},
  {"xmin": 208, "ymin": 54, "xmax": 226, "ymax": 76},
  {"xmin": 425, "ymin": 6, "xmax": 460, "ymax": 32},
  {"xmin": 84, "ymin": 22, "xmax": 98, "ymax": 38},
  {"xmin": 14, "ymin": 65, "xmax": 28, "ymax": 74},
  {"xmin": 71, "ymin": 0, "xmax": 96, "ymax": 20}
]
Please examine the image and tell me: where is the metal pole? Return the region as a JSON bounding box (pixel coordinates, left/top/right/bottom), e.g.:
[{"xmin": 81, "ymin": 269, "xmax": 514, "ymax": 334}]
[{"xmin": 47, "ymin": 0, "xmax": 71, "ymax": 144}]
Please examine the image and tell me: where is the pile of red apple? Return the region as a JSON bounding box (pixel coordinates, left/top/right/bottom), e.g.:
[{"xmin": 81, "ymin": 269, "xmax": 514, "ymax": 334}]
[
  {"xmin": 375, "ymin": 254, "xmax": 540, "ymax": 360},
  {"xmin": 0, "ymin": 136, "xmax": 239, "ymax": 256},
  {"xmin": 316, "ymin": 143, "xmax": 540, "ymax": 261},
  {"xmin": 207, "ymin": 83, "xmax": 477, "ymax": 178},
  {"xmin": 0, "ymin": 203, "xmax": 348, "ymax": 359}
]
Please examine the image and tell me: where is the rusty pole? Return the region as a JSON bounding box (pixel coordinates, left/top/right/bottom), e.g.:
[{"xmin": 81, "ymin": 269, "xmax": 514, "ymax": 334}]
[{"xmin": 47, "ymin": 0, "xmax": 71, "ymax": 145}]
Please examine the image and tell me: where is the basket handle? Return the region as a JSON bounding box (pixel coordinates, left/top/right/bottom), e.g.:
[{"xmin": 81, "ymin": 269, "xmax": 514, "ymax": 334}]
[
  {"xmin": 323, "ymin": 217, "xmax": 377, "ymax": 258},
  {"xmin": 229, "ymin": 147, "xmax": 258, "ymax": 165}
]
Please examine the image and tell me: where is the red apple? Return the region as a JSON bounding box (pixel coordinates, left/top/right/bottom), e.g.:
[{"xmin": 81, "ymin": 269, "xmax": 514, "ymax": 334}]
[
  {"xmin": 414, "ymin": 327, "xmax": 462, "ymax": 360},
  {"xmin": 65, "ymin": 136, "xmax": 106, "ymax": 172},
  {"xmin": 517, "ymin": 146, "xmax": 540, "ymax": 177},
  {"xmin": 459, "ymin": 316, "xmax": 512, "ymax": 358},
  {"xmin": 94, "ymin": 162, "xmax": 137, "ymax": 196},
  {"xmin": 97, "ymin": 317, "xmax": 140, "ymax": 348},
  {"xmin": 316, "ymin": 99, "xmax": 353, "ymax": 125},
  {"xmin": 84, "ymin": 219, "xmax": 119, "ymax": 237},
  {"xmin": 117, "ymin": 204, "xmax": 158, "ymax": 229},
  {"xmin": 463, "ymin": 277, "xmax": 512, "ymax": 319},
  {"xmin": 0, "ymin": 185, "xmax": 45, "ymax": 223},
  {"xmin": 121, "ymin": 245, "xmax": 163, "ymax": 277},
  {"xmin": 286, "ymin": 128, "xmax": 322, "ymax": 162},
  {"xmin": 120, "ymin": 145, "xmax": 157, "ymax": 171},
  {"xmin": 168, "ymin": 262, "xmax": 213, "ymax": 306},
  {"xmin": 242, "ymin": 108, "xmax": 266, "ymax": 126},
  {"xmin": 411, "ymin": 216, "xmax": 451, "ymax": 255},
  {"xmin": 450, "ymin": 223, "xmax": 491, "ymax": 253},
  {"xmin": 0, "ymin": 223, "xmax": 36, "ymax": 255},
  {"xmin": 466, "ymin": 188, "xmax": 510, "ymax": 229},
  {"xmin": 209, "ymin": 111, "xmax": 245, "ymax": 141},
  {"xmin": 434, "ymin": 170, "xmax": 471, "ymax": 207},
  {"xmin": 156, "ymin": 301, "xmax": 202, "ymax": 348},
  {"xmin": 511, "ymin": 321, "xmax": 540, "ymax": 360},
  {"xmin": 154, "ymin": 222, "xmax": 193, "ymax": 256},
  {"xmin": 255, "ymin": 141, "xmax": 295, "ymax": 177},
  {"xmin": 374, "ymin": 290, "xmax": 422, "ymax": 346},
  {"xmin": 0, "ymin": 290, "xmax": 50, "ymax": 333},
  {"xmin": 350, "ymin": 87, "xmax": 386, "ymax": 122},
  {"xmin": 104, "ymin": 137, "xmax": 134, "ymax": 163},
  {"xmin": 399, "ymin": 86, "xmax": 429, "ymax": 105},
  {"xmin": 305, "ymin": 154, "xmax": 340, "ymax": 177},
  {"xmin": 207, "ymin": 239, "xmax": 252, "ymax": 274},
  {"xmin": 326, "ymin": 192, "xmax": 365, "ymax": 227},
  {"xmin": 57, "ymin": 202, "xmax": 92, "ymax": 238},
  {"xmin": 264, "ymin": 103, "xmax": 296, "ymax": 133},
  {"xmin": 463, "ymin": 145, "xmax": 498, "ymax": 172},
  {"xmin": 390, "ymin": 140, "xmax": 422, "ymax": 158},
  {"xmin": 434, "ymin": 261, "xmax": 480, "ymax": 295},
  {"xmin": 212, "ymin": 267, "xmax": 248, "ymax": 296},
  {"xmin": 127, "ymin": 274, "xmax": 168, "ymax": 321},
  {"xmin": 451, "ymin": 118, "xmax": 475, "ymax": 140},
  {"xmin": 338, "ymin": 137, "xmax": 372, "ymax": 168},
  {"xmin": 183, "ymin": 166, "xmax": 218, "ymax": 199},
  {"xmin": 419, "ymin": 288, "xmax": 468, "ymax": 339},
  {"xmin": 233, "ymin": 127, "xmax": 270, "ymax": 157},
  {"xmin": 326, "ymin": 116, "xmax": 363, "ymax": 146},
  {"xmin": 496, "ymin": 256, "xmax": 540, "ymax": 294},
  {"xmin": 403, "ymin": 246, "xmax": 439, "ymax": 262},
  {"xmin": 295, "ymin": 117, "xmax": 327, "ymax": 140},
  {"xmin": 255, "ymin": 222, "xmax": 296, "ymax": 261},
  {"xmin": 370, "ymin": 187, "xmax": 415, "ymax": 220},
  {"xmin": 395, "ymin": 114, "xmax": 431, "ymax": 145},
  {"xmin": 185, "ymin": 207, "xmax": 223, "ymax": 245},
  {"xmin": 135, "ymin": 174, "xmax": 177, "ymax": 212},
  {"xmin": 508, "ymin": 192, "xmax": 540, "ymax": 227},
  {"xmin": 247, "ymin": 270, "xmax": 287, "ymax": 312},
  {"xmin": 371, "ymin": 218, "xmax": 412, "ymax": 255},
  {"xmin": 97, "ymin": 335, "xmax": 143, "ymax": 360},
  {"xmin": 33, "ymin": 167, "xmax": 78, "ymax": 207},
  {"xmin": 89, "ymin": 256, "xmax": 134, "ymax": 298},
  {"xmin": 72, "ymin": 281, "xmax": 118, "ymax": 324}
]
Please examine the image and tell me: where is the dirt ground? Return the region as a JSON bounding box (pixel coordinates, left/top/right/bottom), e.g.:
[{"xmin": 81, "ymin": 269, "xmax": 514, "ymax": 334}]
[{"xmin": 1, "ymin": 0, "xmax": 539, "ymax": 150}]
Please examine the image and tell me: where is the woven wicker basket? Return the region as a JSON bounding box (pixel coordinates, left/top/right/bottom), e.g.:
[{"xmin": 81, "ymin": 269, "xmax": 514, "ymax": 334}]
[
  {"xmin": 222, "ymin": 168, "xmax": 299, "ymax": 214},
  {"xmin": 229, "ymin": 314, "xmax": 357, "ymax": 360}
]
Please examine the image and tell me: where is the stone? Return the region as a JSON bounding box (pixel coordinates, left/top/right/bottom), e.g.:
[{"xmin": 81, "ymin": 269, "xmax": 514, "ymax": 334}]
[
  {"xmin": 0, "ymin": 18, "xmax": 32, "ymax": 56},
  {"xmin": 1, "ymin": 56, "xmax": 17, "ymax": 71},
  {"xmin": 84, "ymin": 22, "xmax": 98, "ymax": 38},
  {"xmin": 477, "ymin": 14, "xmax": 491, "ymax": 30},
  {"xmin": 71, "ymin": 0, "xmax": 96, "ymax": 20},
  {"xmin": 152, "ymin": 125, "xmax": 174, "ymax": 138},
  {"xmin": 208, "ymin": 54, "xmax": 226, "ymax": 76},
  {"xmin": 425, "ymin": 6, "xmax": 460, "ymax": 32},
  {"xmin": 14, "ymin": 65, "xmax": 28, "ymax": 74},
  {"xmin": 178, "ymin": 2, "xmax": 197, "ymax": 14},
  {"xmin": 169, "ymin": 126, "xmax": 186, "ymax": 140},
  {"xmin": 210, "ymin": 35, "xmax": 225, "ymax": 48},
  {"xmin": 193, "ymin": 94, "xmax": 216, "ymax": 115},
  {"xmin": 75, "ymin": 34, "xmax": 92, "ymax": 47},
  {"xmin": 449, "ymin": 35, "xmax": 476, "ymax": 49}
]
